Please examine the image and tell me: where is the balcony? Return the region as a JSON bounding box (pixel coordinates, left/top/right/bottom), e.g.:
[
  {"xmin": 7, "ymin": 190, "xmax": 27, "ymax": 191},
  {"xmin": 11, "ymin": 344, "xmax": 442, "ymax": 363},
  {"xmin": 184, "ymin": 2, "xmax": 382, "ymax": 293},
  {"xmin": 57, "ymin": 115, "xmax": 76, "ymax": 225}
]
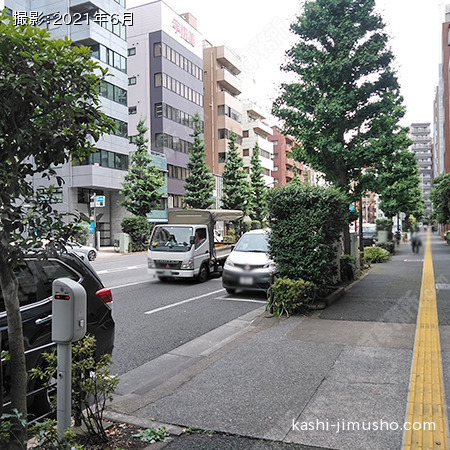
[
  {"xmin": 249, "ymin": 118, "xmax": 272, "ymax": 137},
  {"xmin": 217, "ymin": 68, "xmax": 241, "ymax": 96},
  {"xmin": 216, "ymin": 45, "xmax": 241, "ymax": 75}
]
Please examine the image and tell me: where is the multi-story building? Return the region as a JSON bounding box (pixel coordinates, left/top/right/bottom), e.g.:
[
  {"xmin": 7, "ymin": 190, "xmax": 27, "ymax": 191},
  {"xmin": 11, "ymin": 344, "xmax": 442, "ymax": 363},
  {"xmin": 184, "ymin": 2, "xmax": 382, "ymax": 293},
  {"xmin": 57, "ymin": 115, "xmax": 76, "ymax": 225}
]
[
  {"xmin": 410, "ymin": 123, "xmax": 433, "ymax": 218},
  {"xmin": 127, "ymin": 0, "xmax": 204, "ymax": 211},
  {"xmin": 203, "ymin": 42, "xmax": 243, "ymax": 177},
  {"xmin": 241, "ymin": 101, "xmax": 274, "ymax": 187},
  {"xmin": 268, "ymin": 126, "xmax": 306, "ymax": 186},
  {"xmin": 436, "ymin": 5, "xmax": 450, "ymax": 175},
  {"xmin": 6, "ymin": 0, "xmax": 129, "ymax": 246}
]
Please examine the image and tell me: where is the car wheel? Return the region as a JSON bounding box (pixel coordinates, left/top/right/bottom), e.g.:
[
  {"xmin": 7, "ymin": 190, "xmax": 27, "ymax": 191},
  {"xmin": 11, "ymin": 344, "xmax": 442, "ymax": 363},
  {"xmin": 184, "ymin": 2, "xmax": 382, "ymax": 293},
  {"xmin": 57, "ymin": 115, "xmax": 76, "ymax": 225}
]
[
  {"xmin": 88, "ymin": 250, "xmax": 96, "ymax": 261},
  {"xmin": 226, "ymin": 288, "xmax": 236, "ymax": 294},
  {"xmin": 197, "ymin": 264, "xmax": 209, "ymax": 283}
]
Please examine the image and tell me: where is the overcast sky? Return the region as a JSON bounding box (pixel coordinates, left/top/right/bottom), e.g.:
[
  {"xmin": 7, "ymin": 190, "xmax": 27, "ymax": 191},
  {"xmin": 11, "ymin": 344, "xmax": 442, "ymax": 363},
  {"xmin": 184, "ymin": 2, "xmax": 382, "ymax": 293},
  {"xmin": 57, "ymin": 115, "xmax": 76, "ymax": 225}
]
[{"xmin": 128, "ymin": 0, "xmax": 447, "ymax": 127}]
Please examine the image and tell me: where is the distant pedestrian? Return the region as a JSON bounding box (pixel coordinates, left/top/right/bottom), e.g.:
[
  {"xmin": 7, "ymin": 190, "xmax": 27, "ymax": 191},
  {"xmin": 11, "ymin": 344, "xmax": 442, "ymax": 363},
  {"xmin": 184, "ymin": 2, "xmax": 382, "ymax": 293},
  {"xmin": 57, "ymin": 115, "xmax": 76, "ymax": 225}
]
[{"xmin": 411, "ymin": 232, "xmax": 421, "ymax": 254}]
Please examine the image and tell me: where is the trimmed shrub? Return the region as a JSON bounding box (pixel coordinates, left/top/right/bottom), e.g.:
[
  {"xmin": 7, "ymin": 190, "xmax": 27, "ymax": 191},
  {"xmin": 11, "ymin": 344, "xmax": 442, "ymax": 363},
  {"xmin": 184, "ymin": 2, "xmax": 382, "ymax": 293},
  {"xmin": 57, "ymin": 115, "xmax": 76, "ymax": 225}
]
[
  {"xmin": 376, "ymin": 218, "xmax": 393, "ymax": 240},
  {"xmin": 377, "ymin": 240, "xmax": 395, "ymax": 254},
  {"xmin": 121, "ymin": 216, "xmax": 154, "ymax": 252},
  {"xmin": 364, "ymin": 246, "xmax": 391, "ymax": 264},
  {"xmin": 267, "ymin": 277, "xmax": 317, "ymax": 317},
  {"xmin": 268, "ymin": 182, "xmax": 347, "ymax": 290}
]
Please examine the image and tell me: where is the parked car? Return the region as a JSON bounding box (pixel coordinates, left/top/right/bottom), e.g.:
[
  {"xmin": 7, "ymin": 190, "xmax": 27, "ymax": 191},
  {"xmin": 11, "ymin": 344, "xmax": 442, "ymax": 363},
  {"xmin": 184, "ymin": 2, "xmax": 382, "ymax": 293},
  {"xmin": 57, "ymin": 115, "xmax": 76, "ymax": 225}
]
[
  {"xmin": 362, "ymin": 224, "xmax": 377, "ymax": 247},
  {"xmin": 65, "ymin": 240, "xmax": 97, "ymax": 261},
  {"xmin": 0, "ymin": 251, "xmax": 114, "ymax": 421},
  {"xmin": 222, "ymin": 229, "xmax": 275, "ymax": 294}
]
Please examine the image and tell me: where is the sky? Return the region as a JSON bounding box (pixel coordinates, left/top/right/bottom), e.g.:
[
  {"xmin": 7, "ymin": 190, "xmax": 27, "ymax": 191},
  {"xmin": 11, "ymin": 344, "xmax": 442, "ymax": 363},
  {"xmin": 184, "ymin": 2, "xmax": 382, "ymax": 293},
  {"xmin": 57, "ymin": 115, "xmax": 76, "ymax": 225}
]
[{"xmin": 127, "ymin": 0, "xmax": 447, "ymax": 127}]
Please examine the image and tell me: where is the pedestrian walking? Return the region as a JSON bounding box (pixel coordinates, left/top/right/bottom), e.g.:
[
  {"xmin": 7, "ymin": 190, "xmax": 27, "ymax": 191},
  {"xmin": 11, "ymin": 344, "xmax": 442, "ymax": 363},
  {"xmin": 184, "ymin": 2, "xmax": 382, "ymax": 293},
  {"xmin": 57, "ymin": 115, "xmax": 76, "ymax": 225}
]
[{"xmin": 411, "ymin": 231, "xmax": 421, "ymax": 254}]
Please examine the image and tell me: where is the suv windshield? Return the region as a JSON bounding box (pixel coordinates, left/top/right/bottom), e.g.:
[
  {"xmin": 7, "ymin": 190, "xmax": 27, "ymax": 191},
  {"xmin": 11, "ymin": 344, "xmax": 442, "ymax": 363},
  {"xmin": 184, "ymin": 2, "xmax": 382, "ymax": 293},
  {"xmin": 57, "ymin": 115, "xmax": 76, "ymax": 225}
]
[
  {"xmin": 151, "ymin": 226, "xmax": 193, "ymax": 252},
  {"xmin": 235, "ymin": 233, "xmax": 269, "ymax": 253}
]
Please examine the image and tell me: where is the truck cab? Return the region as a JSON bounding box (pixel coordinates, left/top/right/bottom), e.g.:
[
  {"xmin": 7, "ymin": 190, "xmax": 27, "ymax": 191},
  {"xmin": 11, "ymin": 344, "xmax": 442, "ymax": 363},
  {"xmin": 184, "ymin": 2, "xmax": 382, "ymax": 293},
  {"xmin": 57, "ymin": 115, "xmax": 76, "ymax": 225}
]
[{"xmin": 147, "ymin": 209, "xmax": 243, "ymax": 282}]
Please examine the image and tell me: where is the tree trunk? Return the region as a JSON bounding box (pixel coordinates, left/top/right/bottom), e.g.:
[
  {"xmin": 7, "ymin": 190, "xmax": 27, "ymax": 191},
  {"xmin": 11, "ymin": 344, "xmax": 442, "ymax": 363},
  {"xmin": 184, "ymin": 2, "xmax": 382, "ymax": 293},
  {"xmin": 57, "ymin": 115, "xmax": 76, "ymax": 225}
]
[{"xmin": 0, "ymin": 246, "xmax": 28, "ymax": 449}]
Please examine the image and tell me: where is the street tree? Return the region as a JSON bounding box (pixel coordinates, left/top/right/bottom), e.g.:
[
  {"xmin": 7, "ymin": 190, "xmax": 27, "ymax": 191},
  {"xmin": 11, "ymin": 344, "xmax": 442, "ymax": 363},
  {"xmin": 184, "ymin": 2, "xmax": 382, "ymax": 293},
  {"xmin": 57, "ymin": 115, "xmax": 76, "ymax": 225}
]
[
  {"xmin": 183, "ymin": 114, "xmax": 215, "ymax": 209},
  {"xmin": 376, "ymin": 149, "xmax": 424, "ymax": 221},
  {"xmin": 0, "ymin": 13, "xmax": 114, "ymax": 447},
  {"xmin": 120, "ymin": 117, "xmax": 165, "ymax": 217},
  {"xmin": 272, "ymin": 0, "xmax": 409, "ymax": 252},
  {"xmin": 249, "ymin": 142, "xmax": 268, "ymax": 224},
  {"xmin": 430, "ymin": 173, "xmax": 450, "ymax": 225},
  {"xmin": 221, "ymin": 132, "xmax": 250, "ymax": 215}
]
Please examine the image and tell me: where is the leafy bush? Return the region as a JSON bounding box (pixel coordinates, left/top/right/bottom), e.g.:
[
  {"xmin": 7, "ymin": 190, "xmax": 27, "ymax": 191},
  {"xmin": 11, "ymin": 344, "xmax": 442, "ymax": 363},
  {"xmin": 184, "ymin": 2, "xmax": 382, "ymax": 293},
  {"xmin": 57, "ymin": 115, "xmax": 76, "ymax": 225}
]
[
  {"xmin": 267, "ymin": 277, "xmax": 317, "ymax": 317},
  {"xmin": 268, "ymin": 182, "xmax": 347, "ymax": 290},
  {"xmin": 375, "ymin": 218, "xmax": 392, "ymax": 231},
  {"xmin": 377, "ymin": 240, "xmax": 395, "ymax": 254},
  {"xmin": 364, "ymin": 246, "xmax": 391, "ymax": 264},
  {"xmin": 121, "ymin": 216, "xmax": 154, "ymax": 252},
  {"xmin": 30, "ymin": 335, "xmax": 118, "ymax": 442},
  {"xmin": 340, "ymin": 255, "xmax": 357, "ymax": 281}
]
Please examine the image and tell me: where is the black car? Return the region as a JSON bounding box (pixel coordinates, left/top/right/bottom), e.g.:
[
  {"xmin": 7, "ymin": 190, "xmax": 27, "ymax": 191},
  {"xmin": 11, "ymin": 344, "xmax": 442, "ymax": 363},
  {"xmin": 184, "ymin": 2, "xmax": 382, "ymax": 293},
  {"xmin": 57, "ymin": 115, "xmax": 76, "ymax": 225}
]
[{"xmin": 0, "ymin": 251, "xmax": 115, "ymax": 421}]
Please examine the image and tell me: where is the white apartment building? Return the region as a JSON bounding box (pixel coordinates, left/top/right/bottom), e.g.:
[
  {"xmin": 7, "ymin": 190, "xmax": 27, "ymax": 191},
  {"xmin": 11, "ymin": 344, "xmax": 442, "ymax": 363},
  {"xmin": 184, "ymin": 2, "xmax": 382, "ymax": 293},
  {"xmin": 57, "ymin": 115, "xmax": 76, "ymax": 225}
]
[
  {"xmin": 5, "ymin": 0, "xmax": 129, "ymax": 246},
  {"xmin": 241, "ymin": 100, "xmax": 274, "ymax": 187}
]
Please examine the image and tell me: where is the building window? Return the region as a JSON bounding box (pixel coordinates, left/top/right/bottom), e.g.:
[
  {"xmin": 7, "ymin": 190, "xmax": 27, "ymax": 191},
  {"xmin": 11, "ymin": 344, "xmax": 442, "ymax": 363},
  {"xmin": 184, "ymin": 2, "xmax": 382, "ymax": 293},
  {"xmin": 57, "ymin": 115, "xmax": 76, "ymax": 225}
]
[
  {"xmin": 128, "ymin": 106, "xmax": 137, "ymax": 115},
  {"xmin": 243, "ymin": 130, "xmax": 249, "ymax": 138},
  {"xmin": 90, "ymin": 43, "xmax": 126, "ymax": 73},
  {"xmin": 128, "ymin": 76, "xmax": 137, "ymax": 85},
  {"xmin": 218, "ymin": 129, "xmax": 242, "ymax": 144},
  {"xmin": 218, "ymin": 152, "xmax": 227, "ymax": 163},
  {"xmin": 154, "ymin": 103, "xmax": 202, "ymax": 130},
  {"xmin": 243, "ymin": 149, "xmax": 250, "ymax": 156},
  {"xmin": 74, "ymin": 151, "xmax": 128, "ymax": 170},
  {"xmin": 108, "ymin": 117, "xmax": 128, "ymax": 138},
  {"xmin": 128, "ymin": 47, "xmax": 136, "ymax": 56},
  {"xmin": 154, "ymin": 42, "xmax": 162, "ymax": 57},
  {"xmin": 154, "ymin": 133, "xmax": 193, "ymax": 154},
  {"xmin": 217, "ymin": 105, "xmax": 242, "ymax": 123},
  {"xmin": 99, "ymin": 81, "xmax": 127, "ymax": 105},
  {"xmin": 153, "ymin": 73, "xmax": 203, "ymax": 106}
]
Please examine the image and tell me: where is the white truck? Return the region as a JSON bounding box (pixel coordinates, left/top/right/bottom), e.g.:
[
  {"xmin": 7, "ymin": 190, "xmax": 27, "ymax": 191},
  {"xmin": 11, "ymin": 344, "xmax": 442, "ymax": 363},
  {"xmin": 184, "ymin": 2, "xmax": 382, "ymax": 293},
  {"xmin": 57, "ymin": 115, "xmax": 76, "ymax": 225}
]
[{"xmin": 147, "ymin": 209, "xmax": 243, "ymax": 282}]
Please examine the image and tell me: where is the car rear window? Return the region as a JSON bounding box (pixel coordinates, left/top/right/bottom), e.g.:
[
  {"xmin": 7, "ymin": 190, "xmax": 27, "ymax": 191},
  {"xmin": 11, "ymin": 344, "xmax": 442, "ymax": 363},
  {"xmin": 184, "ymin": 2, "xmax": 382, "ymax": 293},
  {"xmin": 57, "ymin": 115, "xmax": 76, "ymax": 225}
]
[
  {"xmin": 0, "ymin": 264, "xmax": 38, "ymax": 312},
  {"xmin": 34, "ymin": 260, "xmax": 80, "ymax": 299}
]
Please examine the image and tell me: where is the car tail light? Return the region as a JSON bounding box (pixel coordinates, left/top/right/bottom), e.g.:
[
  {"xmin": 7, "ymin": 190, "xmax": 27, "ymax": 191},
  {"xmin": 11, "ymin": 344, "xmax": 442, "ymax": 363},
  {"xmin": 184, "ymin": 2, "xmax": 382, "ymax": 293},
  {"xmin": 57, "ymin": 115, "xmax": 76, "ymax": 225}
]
[{"xmin": 96, "ymin": 288, "xmax": 113, "ymax": 304}]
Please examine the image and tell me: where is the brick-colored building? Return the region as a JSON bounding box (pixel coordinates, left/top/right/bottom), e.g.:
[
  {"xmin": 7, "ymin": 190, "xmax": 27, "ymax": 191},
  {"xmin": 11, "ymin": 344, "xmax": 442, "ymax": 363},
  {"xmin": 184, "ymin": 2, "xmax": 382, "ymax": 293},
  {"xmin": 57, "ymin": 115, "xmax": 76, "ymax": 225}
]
[{"xmin": 268, "ymin": 127, "xmax": 306, "ymax": 186}]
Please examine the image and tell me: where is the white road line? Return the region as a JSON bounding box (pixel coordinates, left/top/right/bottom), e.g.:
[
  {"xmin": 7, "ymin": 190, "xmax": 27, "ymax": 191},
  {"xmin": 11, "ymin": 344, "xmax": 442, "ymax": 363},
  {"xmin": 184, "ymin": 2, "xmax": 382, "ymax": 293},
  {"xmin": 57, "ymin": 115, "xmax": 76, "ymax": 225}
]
[
  {"xmin": 144, "ymin": 289, "xmax": 226, "ymax": 315},
  {"xmin": 97, "ymin": 264, "xmax": 147, "ymax": 274},
  {"xmin": 110, "ymin": 280, "xmax": 152, "ymax": 289},
  {"xmin": 217, "ymin": 297, "xmax": 267, "ymax": 304}
]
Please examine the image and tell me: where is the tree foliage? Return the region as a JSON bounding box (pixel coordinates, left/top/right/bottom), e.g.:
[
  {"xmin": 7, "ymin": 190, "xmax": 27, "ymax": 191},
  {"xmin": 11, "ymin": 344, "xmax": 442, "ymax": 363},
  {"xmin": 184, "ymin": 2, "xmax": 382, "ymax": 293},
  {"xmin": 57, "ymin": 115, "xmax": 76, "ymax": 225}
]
[
  {"xmin": 0, "ymin": 13, "xmax": 114, "ymax": 447},
  {"xmin": 183, "ymin": 114, "xmax": 214, "ymax": 209},
  {"xmin": 268, "ymin": 181, "xmax": 347, "ymax": 290},
  {"xmin": 221, "ymin": 132, "xmax": 250, "ymax": 214},
  {"xmin": 430, "ymin": 173, "xmax": 450, "ymax": 225},
  {"xmin": 249, "ymin": 143, "xmax": 268, "ymax": 223},
  {"xmin": 120, "ymin": 117, "xmax": 165, "ymax": 217},
  {"xmin": 272, "ymin": 0, "xmax": 409, "ymax": 250},
  {"xmin": 375, "ymin": 149, "xmax": 424, "ymax": 219}
]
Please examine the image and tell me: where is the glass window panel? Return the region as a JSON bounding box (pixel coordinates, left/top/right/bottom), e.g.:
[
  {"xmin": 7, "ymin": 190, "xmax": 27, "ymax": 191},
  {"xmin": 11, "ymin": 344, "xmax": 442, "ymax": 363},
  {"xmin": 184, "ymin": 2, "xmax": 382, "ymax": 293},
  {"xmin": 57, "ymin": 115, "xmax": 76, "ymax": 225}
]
[
  {"xmin": 101, "ymin": 150, "xmax": 108, "ymax": 167},
  {"xmin": 154, "ymin": 42, "xmax": 162, "ymax": 57},
  {"xmin": 154, "ymin": 73, "xmax": 162, "ymax": 87}
]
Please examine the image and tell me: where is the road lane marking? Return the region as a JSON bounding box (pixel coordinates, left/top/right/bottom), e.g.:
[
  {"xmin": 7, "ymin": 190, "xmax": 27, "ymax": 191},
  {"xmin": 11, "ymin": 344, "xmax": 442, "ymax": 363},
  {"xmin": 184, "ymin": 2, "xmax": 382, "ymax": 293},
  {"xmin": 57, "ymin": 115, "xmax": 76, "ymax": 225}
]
[
  {"xmin": 144, "ymin": 289, "xmax": 226, "ymax": 315},
  {"xmin": 110, "ymin": 280, "xmax": 154, "ymax": 289},
  {"xmin": 217, "ymin": 297, "xmax": 267, "ymax": 304},
  {"xmin": 97, "ymin": 264, "xmax": 147, "ymax": 274},
  {"xmin": 403, "ymin": 232, "xmax": 449, "ymax": 449}
]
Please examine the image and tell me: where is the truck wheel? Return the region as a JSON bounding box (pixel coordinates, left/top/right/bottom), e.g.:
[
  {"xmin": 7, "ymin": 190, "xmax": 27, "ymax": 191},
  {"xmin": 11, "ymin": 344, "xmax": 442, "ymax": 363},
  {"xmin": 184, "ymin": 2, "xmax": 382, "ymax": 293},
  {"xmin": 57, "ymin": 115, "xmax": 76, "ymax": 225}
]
[
  {"xmin": 197, "ymin": 264, "xmax": 209, "ymax": 283},
  {"xmin": 226, "ymin": 288, "xmax": 236, "ymax": 294}
]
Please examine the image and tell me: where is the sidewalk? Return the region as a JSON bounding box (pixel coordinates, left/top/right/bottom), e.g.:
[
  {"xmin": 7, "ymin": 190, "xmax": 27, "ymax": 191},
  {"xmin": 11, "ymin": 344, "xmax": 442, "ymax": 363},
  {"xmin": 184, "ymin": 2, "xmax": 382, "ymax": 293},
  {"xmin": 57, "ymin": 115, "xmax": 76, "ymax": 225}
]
[{"xmin": 105, "ymin": 233, "xmax": 447, "ymax": 449}]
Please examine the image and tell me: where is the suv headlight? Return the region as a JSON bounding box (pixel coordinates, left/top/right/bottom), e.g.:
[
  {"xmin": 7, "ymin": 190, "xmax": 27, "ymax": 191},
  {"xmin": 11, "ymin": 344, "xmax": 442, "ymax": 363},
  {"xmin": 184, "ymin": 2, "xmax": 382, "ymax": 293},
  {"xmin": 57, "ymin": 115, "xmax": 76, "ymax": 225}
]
[
  {"xmin": 181, "ymin": 259, "xmax": 194, "ymax": 269},
  {"xmin": 224, "ymin": 258, "xmax": 235, "ymax": 267},
  {"xmin": 263, "ymin": 261, "xmax": 276, "ymax": 270}
]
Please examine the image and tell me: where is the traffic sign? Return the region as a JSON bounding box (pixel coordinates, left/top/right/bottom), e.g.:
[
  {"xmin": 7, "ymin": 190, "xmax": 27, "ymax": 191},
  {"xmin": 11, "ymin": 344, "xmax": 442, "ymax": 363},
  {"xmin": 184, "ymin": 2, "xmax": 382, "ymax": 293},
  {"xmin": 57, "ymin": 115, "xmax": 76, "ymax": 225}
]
[{"xmin": 95, "ymin": 195, "xmax": 105, "ymax": 207}]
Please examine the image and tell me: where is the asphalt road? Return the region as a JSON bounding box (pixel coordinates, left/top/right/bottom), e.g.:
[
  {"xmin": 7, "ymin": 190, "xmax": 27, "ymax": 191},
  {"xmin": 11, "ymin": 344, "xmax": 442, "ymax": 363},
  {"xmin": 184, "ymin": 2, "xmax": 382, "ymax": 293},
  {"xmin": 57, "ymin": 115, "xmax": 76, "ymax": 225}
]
[{"xmin": 91, "ymin": 253, "xmax": 267, "ymax": 375}]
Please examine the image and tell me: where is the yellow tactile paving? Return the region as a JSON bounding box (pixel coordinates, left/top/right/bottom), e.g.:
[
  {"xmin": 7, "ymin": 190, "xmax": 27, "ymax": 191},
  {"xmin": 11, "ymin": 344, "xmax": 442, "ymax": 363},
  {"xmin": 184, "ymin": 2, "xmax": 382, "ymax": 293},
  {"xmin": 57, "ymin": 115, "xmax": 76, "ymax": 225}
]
[{"xmin": 403, "ymin": 232, "xmax": 449, "ymax": 449}]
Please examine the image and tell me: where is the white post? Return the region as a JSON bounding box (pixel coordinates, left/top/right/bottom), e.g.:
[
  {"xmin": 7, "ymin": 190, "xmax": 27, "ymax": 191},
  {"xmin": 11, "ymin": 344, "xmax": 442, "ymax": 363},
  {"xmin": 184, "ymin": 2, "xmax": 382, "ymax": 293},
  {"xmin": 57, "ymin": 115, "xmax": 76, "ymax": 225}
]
[{"xmin": 56, "ymin": 343, "xmax": 72, "ymax": 438}]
